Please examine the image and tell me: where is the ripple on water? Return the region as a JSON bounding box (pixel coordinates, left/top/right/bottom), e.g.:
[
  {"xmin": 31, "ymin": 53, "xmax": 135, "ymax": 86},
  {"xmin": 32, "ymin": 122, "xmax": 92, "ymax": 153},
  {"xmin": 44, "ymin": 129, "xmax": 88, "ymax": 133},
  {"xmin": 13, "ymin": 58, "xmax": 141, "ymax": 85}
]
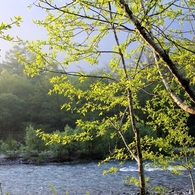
[{"xmin": 0, "ymin": 161, "xmax": 194, "ymax": 195}]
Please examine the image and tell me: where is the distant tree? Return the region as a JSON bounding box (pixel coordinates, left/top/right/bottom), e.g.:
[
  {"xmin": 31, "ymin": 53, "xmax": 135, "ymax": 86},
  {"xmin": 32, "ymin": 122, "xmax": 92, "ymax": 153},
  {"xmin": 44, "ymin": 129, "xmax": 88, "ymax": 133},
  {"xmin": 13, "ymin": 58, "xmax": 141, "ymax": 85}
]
[
  {"xmin": 24, "ymin": 124, "xmax": 46, "ymax": 153},
  {"xmin": 0, "ymin": 44, "xmax": 30, "ymax": 76},
  {"xmin": 0, "ymin": 135, "xmax": 22, "ymax": 158},
  {"xmin": 0, "ymin": 93, "xmax": 26, "ymax": 139}
]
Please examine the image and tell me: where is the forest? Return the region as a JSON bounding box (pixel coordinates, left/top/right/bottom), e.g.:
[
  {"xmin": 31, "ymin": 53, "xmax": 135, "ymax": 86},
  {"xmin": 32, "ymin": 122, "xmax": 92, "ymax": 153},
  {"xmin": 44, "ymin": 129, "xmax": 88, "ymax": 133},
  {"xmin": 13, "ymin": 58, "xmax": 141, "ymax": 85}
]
[{"xmin": 1, "ymin": 1, "xmax": 195, "ymax": 194}]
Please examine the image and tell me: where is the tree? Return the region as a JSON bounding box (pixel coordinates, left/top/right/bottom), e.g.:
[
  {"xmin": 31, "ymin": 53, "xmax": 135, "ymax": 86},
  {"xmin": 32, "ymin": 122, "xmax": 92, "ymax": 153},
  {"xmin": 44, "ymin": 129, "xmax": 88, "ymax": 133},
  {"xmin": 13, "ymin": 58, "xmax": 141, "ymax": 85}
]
[
  {"xmin": 18, "ymin": 1, "xmax": 195, "ymax": 194},
  {"xmin": 0, "ymin": 93, "xmax": 26, "ymax": 139},
  {"xmin": 19, "ymin": 0, "xmax": 195, "ymax": 114},
  {"xmin": 0, "ymin": 43, "xmax": 29, "ymax": 76},
  {"xmin": 24, "ymin": 124, "xmax": 46, "ymax": 152}
]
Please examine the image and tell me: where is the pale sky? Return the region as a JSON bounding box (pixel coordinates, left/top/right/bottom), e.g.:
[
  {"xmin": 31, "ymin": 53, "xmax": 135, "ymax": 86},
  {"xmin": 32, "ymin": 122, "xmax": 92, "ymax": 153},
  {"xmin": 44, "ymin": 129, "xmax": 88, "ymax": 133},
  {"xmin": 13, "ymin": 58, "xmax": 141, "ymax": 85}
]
[
  {"xmin": 0, "ymin": 0, "xmax": 46, "ymax": 61},
  {"xmin": 0, "ymin": 0, "xmax": 107, "ymax": 72}
]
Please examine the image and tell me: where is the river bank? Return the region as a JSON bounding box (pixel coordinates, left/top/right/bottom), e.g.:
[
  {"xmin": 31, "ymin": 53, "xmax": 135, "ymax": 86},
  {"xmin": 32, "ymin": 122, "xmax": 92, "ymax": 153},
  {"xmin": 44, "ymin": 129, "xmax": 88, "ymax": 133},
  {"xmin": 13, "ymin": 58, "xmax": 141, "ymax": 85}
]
[
  {"xmin": 0, "ymin": 153, "xmax": 80, "ymax": 165},
  {"xmin": 0, "ymin": 153, "xmax": 90, "ymax": 165}
]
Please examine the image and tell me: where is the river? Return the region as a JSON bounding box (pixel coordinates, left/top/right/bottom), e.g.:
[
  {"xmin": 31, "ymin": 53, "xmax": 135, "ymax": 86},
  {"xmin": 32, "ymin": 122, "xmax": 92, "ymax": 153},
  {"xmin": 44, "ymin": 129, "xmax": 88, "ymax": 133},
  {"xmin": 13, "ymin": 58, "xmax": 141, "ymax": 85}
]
[{"xmin": 0, "ymin": 160, "xmax": 194, "ymax": 195}]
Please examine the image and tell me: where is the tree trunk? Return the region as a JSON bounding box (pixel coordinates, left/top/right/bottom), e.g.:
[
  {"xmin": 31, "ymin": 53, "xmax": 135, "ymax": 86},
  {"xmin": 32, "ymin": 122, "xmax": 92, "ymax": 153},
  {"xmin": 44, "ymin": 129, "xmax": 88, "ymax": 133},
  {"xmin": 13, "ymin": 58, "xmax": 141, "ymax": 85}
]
[
  {"xmin": 109, "ymin": 1, "xmax": 146, "ymax": 190},
  {"xmin": 186, "ymin": 154, "xmax": 195, "ymax": 195},
  {"xmin": 128, "ymin": 89, "xmax": 146, "ymax": 195}
]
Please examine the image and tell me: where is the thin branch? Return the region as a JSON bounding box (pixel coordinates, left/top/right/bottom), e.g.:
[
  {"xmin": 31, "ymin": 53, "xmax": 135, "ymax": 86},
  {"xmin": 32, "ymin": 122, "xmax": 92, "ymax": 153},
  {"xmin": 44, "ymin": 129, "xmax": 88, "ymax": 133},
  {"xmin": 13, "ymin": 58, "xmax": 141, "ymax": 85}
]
[
  {"xmin": 132, "ymin": 46, "xmax": 144, "ymax": 79},
  {"xmin": 183, "ymin": 0, "xmax": 195, "ymax": 35},
  {"xmin": 108, "ymin": 117, "xmax": 138, "ymax": 162},
  {"xmin": 35, "ymin": 0, "xmax": 134, "ymax": 33},
  {"xmin": 148, "ymin": 0, "xmax": 178, "ymax": 17}
]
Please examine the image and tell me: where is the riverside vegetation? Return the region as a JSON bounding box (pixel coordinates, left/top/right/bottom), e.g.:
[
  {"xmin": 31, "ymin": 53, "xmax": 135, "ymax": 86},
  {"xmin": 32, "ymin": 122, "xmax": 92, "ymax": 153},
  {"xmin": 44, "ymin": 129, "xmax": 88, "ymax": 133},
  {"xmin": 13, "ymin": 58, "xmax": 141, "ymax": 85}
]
[
  {"xmin": 1, "ymin": 0, "xmax": 195, "ymax": 194},
  {"xmin": 0, "ymin": 123, "xmax": 155, "ymax": 164}
]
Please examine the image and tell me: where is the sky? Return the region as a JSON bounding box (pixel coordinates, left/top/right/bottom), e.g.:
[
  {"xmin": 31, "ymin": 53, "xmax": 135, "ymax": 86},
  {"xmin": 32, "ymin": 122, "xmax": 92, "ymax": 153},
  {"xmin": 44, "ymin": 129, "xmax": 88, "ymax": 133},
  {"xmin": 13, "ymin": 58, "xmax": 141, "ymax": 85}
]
[
  {"xmin": 0, "ymin": 0, "xmax": 108, "ymax": 72},
  {"xmin": 0, "ymin": 0, "xmax": 46, "ymax": 61}
]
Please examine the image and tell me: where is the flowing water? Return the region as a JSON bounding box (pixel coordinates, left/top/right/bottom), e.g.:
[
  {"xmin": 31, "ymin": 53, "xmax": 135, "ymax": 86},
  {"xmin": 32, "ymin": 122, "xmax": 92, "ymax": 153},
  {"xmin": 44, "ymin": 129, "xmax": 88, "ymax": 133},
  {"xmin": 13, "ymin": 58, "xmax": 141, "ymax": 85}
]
[{"xmin": 0, "ymin": 160, "xmax": 194, "ymax": 195}]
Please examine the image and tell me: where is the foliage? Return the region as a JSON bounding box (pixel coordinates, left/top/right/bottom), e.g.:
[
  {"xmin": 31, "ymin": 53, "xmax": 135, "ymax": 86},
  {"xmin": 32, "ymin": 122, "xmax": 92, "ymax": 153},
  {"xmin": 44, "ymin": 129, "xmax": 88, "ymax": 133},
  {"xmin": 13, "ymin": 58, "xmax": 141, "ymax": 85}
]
[
  {"xmin": 0, "ymin": 16, "xmax": 22, "ymax": 43},
  {"xmin": 102, "ymin": 166, "xmax": 118, "ymax": 175},
  {"xmin": 49, "ymin": 184, "xmax": 57, "ymax": 195},
  {"xmin": 47, "ymin": 129, "xmax": 71, "ymax": 161},
  {"xmin": 123, "ymin": 176, "xmax": 150, "ymax": 187},
  {"xmin": 24, "ymin": 124, "xmax": 46, "ymax": 155},
  {"xmin": 0, "ymin": 92, "xmax": 26, "ymax": 139},
  {"xmin": 150, "ymin": 186, "xmax": 169, "ymax": 195},
  {"xmin": 0, "ymin": 135, "xmax": 21, "ymax": 159}
]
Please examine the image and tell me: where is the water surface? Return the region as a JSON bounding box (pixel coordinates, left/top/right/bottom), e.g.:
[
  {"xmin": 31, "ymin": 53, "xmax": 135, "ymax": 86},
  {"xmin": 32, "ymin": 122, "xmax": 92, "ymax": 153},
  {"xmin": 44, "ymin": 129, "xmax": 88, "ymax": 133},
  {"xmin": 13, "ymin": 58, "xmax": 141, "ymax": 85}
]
[{"xmin": 0, "ymin": 161, "xmax": 193, "ymax": 195}]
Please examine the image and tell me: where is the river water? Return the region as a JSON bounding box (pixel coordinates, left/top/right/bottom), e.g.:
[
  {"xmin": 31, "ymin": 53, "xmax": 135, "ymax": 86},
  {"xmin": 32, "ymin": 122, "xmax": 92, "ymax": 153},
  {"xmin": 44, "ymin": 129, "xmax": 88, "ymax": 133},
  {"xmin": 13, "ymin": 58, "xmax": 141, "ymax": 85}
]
[{"xmin": 0, "ymin": 160, "xmax": 194, "ymax": 195}]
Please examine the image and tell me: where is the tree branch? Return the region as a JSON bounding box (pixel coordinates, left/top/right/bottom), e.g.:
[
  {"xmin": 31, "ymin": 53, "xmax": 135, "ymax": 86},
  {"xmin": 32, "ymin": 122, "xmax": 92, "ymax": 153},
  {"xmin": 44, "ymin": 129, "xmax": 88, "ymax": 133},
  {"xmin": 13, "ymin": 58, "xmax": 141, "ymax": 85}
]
[
  {"xmin": 153, "ymin": 50, "xmax": 195, "ymax": 114},
  {"xmin": 119, "ymin": 0, "xmax": 195, "ymax": 104}
]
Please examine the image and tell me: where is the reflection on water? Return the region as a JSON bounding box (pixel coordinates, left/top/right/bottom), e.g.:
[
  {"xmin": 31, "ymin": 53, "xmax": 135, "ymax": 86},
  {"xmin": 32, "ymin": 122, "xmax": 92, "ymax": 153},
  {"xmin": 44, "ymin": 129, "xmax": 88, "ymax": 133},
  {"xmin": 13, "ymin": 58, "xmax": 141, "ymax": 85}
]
[{"xmin": 0, "ymin": 161, "xmax": 194, "ymax": 195}]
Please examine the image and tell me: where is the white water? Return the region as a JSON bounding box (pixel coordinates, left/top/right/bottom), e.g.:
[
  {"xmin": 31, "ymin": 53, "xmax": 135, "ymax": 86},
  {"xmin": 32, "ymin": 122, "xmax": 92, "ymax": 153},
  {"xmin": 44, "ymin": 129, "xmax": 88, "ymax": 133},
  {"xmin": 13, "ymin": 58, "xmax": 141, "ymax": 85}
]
[{"xmin": 119, "ymin": 162, "xmax": 189, "ymax": 172}]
